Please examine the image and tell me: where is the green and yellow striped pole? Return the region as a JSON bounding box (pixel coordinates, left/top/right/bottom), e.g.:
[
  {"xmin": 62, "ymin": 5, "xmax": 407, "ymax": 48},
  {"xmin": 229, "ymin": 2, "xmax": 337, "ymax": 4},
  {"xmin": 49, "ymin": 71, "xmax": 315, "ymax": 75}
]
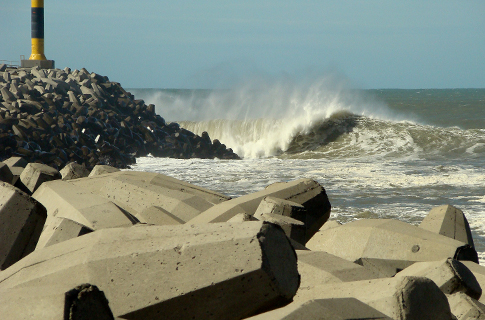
[{"xmin": 29, "ymin": 0, "xmax": 47, "ymax": 60}]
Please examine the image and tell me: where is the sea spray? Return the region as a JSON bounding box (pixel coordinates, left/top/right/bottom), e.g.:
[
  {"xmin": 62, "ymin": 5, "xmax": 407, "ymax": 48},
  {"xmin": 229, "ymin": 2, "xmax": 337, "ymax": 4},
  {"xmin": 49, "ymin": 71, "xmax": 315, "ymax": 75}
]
[{"xmin": 133, "ymin": 75, "xmax": 410, "ymax": 158}]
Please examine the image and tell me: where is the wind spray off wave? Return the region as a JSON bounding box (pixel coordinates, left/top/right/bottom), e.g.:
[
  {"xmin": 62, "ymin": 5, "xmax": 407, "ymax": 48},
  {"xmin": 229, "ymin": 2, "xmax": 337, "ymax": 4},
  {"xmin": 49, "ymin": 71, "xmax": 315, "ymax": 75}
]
[{"xmin": 137, "ymin": 76, "xmax": 409, "ymax": 158}]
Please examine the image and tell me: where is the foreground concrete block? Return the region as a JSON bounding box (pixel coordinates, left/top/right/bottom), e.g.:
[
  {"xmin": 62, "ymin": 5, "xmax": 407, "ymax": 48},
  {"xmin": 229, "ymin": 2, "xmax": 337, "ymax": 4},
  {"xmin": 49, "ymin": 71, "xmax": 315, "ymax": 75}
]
[
  {"xmin": 420, "ymin": 205, "xmax": 475, "ymax": 248},
  {"xmin": 0, "ymin": 182, "xmax": 47, "ymax": 270},
  {"xmin": 88, "ymin": 164, "xmax": 120, "ymax": 177},
  {"xmin": 306, "ymin": 219, "xmax": 478, "ymax": 277},
  {"xmin": 33, "ymin": 180, "xmax": 136, "ymax": 248},
  {"xmin": 461, "ymin": 261, "xmax": 485, "ymax": 304},
  {"xmin": 448, "ymin": 292, "xmax": 485, "ymax": 320},
  {"xmin": 254, "ymin": 197, "xmax": 307, "ymax": 244},
  {"xmin": 60, "ymin": 162, "xmax": 90, "ymax": 180},
  {"xmin": 188, "ymin": 179, "xmax": 331, "ymax": 240},
  {"xmin": 35, "ymin": 216, "xmax": 93, "ymax": 249},
  {"xmin": 0, "ymin": 222, "xmax": 299, "ymax": 320},
  {"xmin": 0, "ymin": 162, "xmax": 13, "ymax": 184},
  {"xmin": 396, "ymin": 258, "xmax": 481, "ymax": 299},
  {"xmin": 70, "ymin": 170, "xmax": 231, "ymax": 223},
  {"xmin": 20, "ymin": 163, "xmax": 62, "ymax": 194},
  {"xmin": 246, "ymin": 297, "xmax": 392, "ymax": 320},
  {"xmin": 0, "ymin": 284, "xmax": 115, "ymax": 320},
  {"xmin": 294, "ymin": 276, "xmax": 454, "ymax": 319},
  {"xmin": 297, "ymin": 250, "xmax": 383, "ymax": 289},
  {"xmin": 2, "ymin": 156, "xmax": 28, "ymax": 169}
]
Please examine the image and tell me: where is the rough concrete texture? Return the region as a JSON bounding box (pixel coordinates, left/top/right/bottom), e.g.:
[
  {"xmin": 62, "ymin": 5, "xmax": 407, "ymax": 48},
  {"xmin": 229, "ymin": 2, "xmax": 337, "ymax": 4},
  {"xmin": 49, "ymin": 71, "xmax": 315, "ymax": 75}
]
[
  {"xmin": 395, "ymin": 258, "xmax": 481, "ymax": 299},
  {"xmin": 137, "ymin": 205, "xmax": 184, "ymax": 225},
  {"xmin": 297, "ymin": 250, "xmax": 383, "ymax": 289},
  {"xmin": 188, "ymin": 179, "xmax": 331, "ymax": 237},
  {"xmin": 294, "ymin": 276, "xmax": 454, "ymax": 320},
  {"xmin": 254, "ymin": 197, "xmax": 307, "ymax": 244},
  {"xmin": 461, "ymin": 261, "xmax": 485, "ymax": 304},
  {"xmin": 0, "ymin": 162, "xmax": 13, "ymax": 184},
  {"xmin": 35, "ymin": 216, "xmax": 93, "ymax": 249},
  {"xmin": 420, "ymin": 204, "xmax": 475, "ymax": 248},
  {"xmin": 0, "ymin": 284, "xmax": 115, "ymax": 320},
  {"xmin": 88, "ymin": 164, "xmax": 120, "ymax": 177},
  {"xmin": 227, "ymin": 213, "xmax": 258, "ymax": 223},
  {"xmin": 69, "ymin": 170, "xmax": 231, "ymax": 223},
  {"xmin": 245, "ymin": 297, "xmax": 392, "ymax": 320},
  {"xmin": 448, "ymin": 292, "xmax": 485, "ymax": 320},
  {"xmin": 33, "ymin": 179, "xmax": 137, "ymax": 235},
  {"xmin": 60, "ymin": 162, "xmax": 91, "ymax": 180},
  {"xmin": 306, "ymin": 219, "xmax": 478, "ymax": 277},
  {"xmin": 20, "ymin": 162, "xmax": 62, "ymax": 194},
  {"xmin": 0, "ymin": 182, "xmax": 47, "ymax": 270},
  {"xmin": 0, "ymin": 222, "xmax": 299, "ymax": 320}
]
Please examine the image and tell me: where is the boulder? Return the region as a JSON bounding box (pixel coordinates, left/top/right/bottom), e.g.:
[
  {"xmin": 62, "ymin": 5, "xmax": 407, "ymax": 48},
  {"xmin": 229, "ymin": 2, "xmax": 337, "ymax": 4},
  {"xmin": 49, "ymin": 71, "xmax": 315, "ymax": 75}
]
[
  {"xmin": 306, "ymin": 219, "xmax": 478, "ymax": 277},
  {"xmin": 0, "ymin": 284, "xmax": 115, "ymax": 320},
  {"xmin": 0, "ymin": 222, "xmax": 300, "ymax": 320},
  {"xmin": 188, "ymin": 179, "xmax": 331, "ymax": 240},
  {"xmin": 419, "ymin": 205, "xmax": 475, "ymax": 248},
  {"xmin": 20, "ymin": 163, "xmax": 62, "ymax": 194},
  {"xmin": 245, "ymin": 298, "xmax": 392, "ymax": 320},
  {"xmin": 395, "ymin": 258, "xmax": 481, "ymax": 299},
  {"xmin": 0, "ymin": 182, "xmax": 47, "ymax": 270},
  {"xmin": 448, "ymin": 292, "xmax": 485, "ymax": 320},
  {"xmin": 293, "ymin": 276, "xmax": 454, "ymax": 320},
  {"xmin": 88, "ymin": 164, "xmax": 120, "ymax": 177},
  {"xmin": 60, "ymin": 162, "xmax": 90, "ymax": 180},
  {"xmin": 69, "ymin": 170, "xmax": 231, "ymax": 223}
]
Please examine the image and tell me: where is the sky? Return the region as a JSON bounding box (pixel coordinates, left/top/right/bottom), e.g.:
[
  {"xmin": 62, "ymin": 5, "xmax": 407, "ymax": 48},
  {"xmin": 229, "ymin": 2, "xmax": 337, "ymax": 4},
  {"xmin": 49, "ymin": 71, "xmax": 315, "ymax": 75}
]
[{"xmin": 1, "ymin": 1, "xmax": 484, "ymax": 89}]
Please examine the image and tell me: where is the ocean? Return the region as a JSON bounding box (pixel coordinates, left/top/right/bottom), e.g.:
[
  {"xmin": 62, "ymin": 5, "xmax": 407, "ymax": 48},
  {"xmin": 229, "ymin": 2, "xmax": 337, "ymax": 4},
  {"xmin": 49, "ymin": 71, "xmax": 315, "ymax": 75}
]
[{"xmin": 128, "ymin": 79, "xmax": 485, "ymax": 262}]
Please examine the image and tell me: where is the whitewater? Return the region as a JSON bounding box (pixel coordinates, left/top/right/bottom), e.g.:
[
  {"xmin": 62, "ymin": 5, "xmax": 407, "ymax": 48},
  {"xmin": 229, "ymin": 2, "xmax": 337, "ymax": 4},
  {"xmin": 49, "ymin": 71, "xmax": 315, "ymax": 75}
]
[{"xmin": 129, "ymin": 78, "xmax": 485, "ymax": 262}]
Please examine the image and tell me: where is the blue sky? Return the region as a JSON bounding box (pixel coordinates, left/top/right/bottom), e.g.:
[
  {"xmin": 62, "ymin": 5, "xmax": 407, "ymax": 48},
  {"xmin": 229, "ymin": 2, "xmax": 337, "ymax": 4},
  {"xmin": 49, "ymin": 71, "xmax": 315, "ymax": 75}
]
[{"xmin": 1, "ymin": 1, "xmax": 484, "ymax": 89}]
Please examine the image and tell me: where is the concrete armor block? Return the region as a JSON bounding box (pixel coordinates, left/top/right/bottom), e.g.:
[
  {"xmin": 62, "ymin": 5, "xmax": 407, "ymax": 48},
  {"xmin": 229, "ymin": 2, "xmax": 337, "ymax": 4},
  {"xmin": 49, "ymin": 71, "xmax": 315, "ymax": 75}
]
[
  {"xmin": 294, "ymin": 276, "xmax": 454, "ymax": 320},
  {"xmin": 396, "ymin": 258, "xmax": 481, "ymax": 299},
  {"xmin": 420, "ymin": 205, "xmax": 475, "ymax": 248},
  {"xmin": 0, "ymin": 222, "xmax": 299, "ymax": 320},
  {"xmin": 88, "ymin": 165, "xmax": 120, "ymax": 177},
  {"xmin": 60, "ymin": 162, "xmax": 90, "ymax": 180},
  {"xmin": 188, "ymin": 179, "xmax": 331, "ymax": 240},
  {"xmin": 448, "ymin": 292, "xmax": 485, "ymax": 320},
  {"xmin": 69, "ymin": 171, "xmax": 231, "ymax": 223},
  {"xmin": 245, "ymin": 298, "xmax": 392, "ymax": 320},
  {"xmin": 306, "ymin": 219, "xmax": 478, "ymax": 277},
  {"xmin": 0, "ymin": 284, "xmax": 115, "ymax": 320},
  {"xmin": 461, "ymin": 261, "xmax": 485, "ymax": 304},
  {"xmin": 0, "ymin": 182, "xmax": 47, "ymax": 270},
  {"xmin": 0, "ymin": 162, "xmax": 13, "ymax": 184},
  {"xmin": 20, "ymin": 163, "xmax": 62, "ymax": 194}
]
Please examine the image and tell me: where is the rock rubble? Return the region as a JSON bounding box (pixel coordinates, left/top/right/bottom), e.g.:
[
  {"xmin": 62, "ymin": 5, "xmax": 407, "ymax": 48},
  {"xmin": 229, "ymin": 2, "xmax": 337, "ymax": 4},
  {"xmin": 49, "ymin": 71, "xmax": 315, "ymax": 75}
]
[{"xmin": 0, "ymin": 66, "xmax": 239, "ymax": 170}]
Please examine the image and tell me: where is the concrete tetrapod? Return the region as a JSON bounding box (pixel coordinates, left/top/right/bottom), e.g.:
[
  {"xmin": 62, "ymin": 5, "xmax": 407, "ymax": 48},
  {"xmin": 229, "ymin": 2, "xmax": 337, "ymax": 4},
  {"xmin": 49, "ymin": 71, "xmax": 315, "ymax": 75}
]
[
  {"xmin": 59, "ymin": 162, "xmax": 90, "ymax": 180},
  {"xmin": 244, "ymin": 297, "xmax": 392, "ymax": 320},
  {"xmin": 19, "ymin": 163, "xmax": 62, "ymax": 194},
  {"xmin": 294, "ymin": 276, "xmax": 454, "ymax": 320},
  {"xmin": 306, "ymin": 219, "xmax": 478, "ymax": 277},
  {"xmin": 0, "ymin": 222, "xmax": 300, "ymax": 320},
  {"xmin": 188, "ymin": 179, "xmax": 331, "ymax": 242},
  {"xmin": 448, "ymin": 292, "xmax": 485, "ymax": 320},
  {"xmin": 0, "ymin": 162, "xmax": 14, "ymax": 184},
  {"xmin": 419, "ymin": 204, "xmax": 475, "ymax": 248},
  {"xmin": 461, "ymin": 261, "xmax": 485, "ymax": 305},
  {"xmin": 33, "ymin": 179, "xmax": 137, "ymax": 249},
  {"xmin": 0, "ymin": 284, "xmax": 115, "ymax": 320},
  {"xmin": 69, "ymin": 170, "xmax": 231, "ymax": 223},
  {"xmin": 0, "ymin": 182, "xmax": 47, "ymax": 270},
  {"xmin": 88, "ymin": 165, "xmax": 120, "ymax": 177},
  {"xmin": 395, "ymin": 258, "xmax": 481, "ymax": 300},
  {"xmin": 296, "ymin": 250, "xmax": 383, "ymax": 289}
]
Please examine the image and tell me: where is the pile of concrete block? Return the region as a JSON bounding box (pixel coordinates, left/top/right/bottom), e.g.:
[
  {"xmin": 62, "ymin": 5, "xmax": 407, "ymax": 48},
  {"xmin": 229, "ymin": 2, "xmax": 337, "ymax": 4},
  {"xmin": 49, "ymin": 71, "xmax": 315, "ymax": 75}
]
[
  {"xmin": 0, "ymin": 66, "xmax": 239, "ymax": 170},
  {"xmin": 0, "ymin": 156, "xmax": 485, "ymax": 319}
]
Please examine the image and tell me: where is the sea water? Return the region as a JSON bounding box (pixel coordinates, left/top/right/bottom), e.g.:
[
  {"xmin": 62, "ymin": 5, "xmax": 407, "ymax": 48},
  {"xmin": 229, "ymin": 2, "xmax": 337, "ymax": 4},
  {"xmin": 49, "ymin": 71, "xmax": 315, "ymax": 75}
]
[{"xmin": 128, "ymin": 79, "xmax": 485, "ymax": 262}]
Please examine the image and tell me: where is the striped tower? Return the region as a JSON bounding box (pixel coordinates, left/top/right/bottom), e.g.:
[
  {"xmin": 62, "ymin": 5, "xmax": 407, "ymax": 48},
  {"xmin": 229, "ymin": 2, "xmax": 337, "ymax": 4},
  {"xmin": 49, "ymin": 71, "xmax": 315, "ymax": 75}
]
[
  {"xmin": 21, "ymin": 0, "xmax": 54, "ymax": 68},
  {"xmin": 29, "ymin": 0, "xmax": 47, "ymax": 60}
]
